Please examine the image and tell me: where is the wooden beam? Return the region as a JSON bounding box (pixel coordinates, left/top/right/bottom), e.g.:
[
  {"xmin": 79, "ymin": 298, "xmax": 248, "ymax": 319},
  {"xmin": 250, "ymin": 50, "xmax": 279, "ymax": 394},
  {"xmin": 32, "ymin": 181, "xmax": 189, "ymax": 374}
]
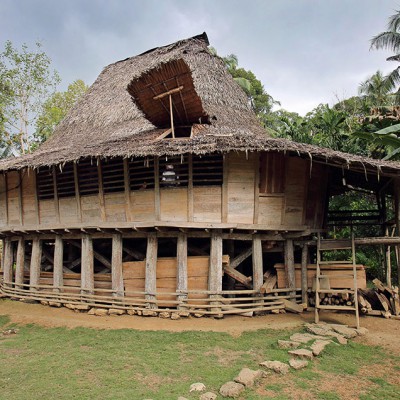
[
  {"xmin": 153, "ymin": 85, "xmax": 184, "ymax": 100},
  {"xmin": 285, "ymin": 239, "xmax": 296, "ymax": 298},
  {"xmin": 301, "ymin": 244, "xmax": 308, "ymax": 306},
  {"xmin": 2, "ymin": 238, "xmax": 13, "ymax": 287},
  {"xmin": 209, "ymin": 231, "xmax": 223, "ymax": 314},
  {"xmin": 30, "ymin": 236, "xmax": 42, "ymax": 291},
  {"xmin": 222, "ymin": 155, "xmax": 228, "ymax": 223},
  {"xmin": 123, "ymin": 246, "xmax": 144, "ymax": 260},
  {"xmin": 31, "ymin": 168, "xmax": 40, "ymax": 225},
  {"xmin": 145, "ymin": 233, "xmax": 158, "ymax": 308},
  {"xmin": 123, "ymin": 159, "xmax": 132, "ymax": 222},
  {"xmin": 15, "ymin": 237, "xmax": 25, "ymax": 288},
  {"xmin": 253, "ymin": 153, "xmax": 260, "ymax": 224},
  {"xmin": 67, "ymin": 240, "xmax": 111, "ymax": 269},
  {"xmin": 176, "ymin": 233, "xmax": 188, "ymax": 307},
  {"xmin": 188, "ymin": 154, "xmax": 193, "ymax": 222},
  {"xmin": 154, "ymin": 157, "xmax": 160, "ymax": 221},
  {"xmin": 53, "ymin": 235, "xmax": 64, "ymax": 291},
  {"xmin": 3, "ymin": 173, "xmax": 9, "ymax": 226},
  {"xmin": 230, "ymin": 247, "xmax": 252, "ymax": 269},
  {"xmin": 169, "ymin": 95, "xmax": 175, "ymax": 138},
  {"xmin": 224, "ymin": 266, "xmax": 252, "ymax": 288},
  {"xmin": 18, "ymin": 170, "xmax": 23, "ymax": 225},
  {"xmin": 73, "ymin": 163, "xmax": 82, "ymax": 222},
  {"xmin": 252, "ymin": 235, "xmax": 264, "ymax": 292},
  {"xmin": 97, "ymin": 158, "xmax": 106, "ymax": 222},
  {"xmin": 81, "ymin": 234, "xmax": 94, "ymax": 294},
  {"xmin": 112, "ymin": 233, "xmax": 124, "ymax": 297},
  {"xmin": 52, "ymin": 166, "xmax": 60, "ymax": 224}
]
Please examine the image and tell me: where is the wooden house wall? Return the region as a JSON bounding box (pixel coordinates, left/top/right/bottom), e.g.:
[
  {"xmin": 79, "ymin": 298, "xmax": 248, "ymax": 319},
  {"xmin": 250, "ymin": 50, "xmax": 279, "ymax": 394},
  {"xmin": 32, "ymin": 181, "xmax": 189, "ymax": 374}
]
[{"xmin": 0, "ymin": 152, "xmax": 329, "ymax": 232}]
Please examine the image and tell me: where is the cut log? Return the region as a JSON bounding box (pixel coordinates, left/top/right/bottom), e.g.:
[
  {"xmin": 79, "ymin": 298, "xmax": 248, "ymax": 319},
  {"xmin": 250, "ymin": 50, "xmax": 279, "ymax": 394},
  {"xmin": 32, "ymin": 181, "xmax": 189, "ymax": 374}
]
[
  {"xmin": 260, "ymin": 275, "xmax": 277, "ymax": 294},
  {"xmin": 283, "ymin": 299, "xmax": 303, "ymax": 314}
]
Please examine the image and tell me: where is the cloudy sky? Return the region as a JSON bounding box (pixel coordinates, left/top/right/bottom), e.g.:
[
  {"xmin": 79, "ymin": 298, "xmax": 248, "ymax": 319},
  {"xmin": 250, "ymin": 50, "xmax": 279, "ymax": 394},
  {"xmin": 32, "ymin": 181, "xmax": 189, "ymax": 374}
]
[{"xmin": 1, "ymin": 0, "xmax": 399, "ymax": 114}]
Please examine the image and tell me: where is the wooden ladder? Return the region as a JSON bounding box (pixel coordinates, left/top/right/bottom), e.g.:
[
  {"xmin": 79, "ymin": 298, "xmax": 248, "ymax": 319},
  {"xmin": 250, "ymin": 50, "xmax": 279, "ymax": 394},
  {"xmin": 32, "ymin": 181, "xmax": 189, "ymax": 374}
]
[{"xmin": 315, "ymin": 233, "xmax": 360, "ymax": 328}]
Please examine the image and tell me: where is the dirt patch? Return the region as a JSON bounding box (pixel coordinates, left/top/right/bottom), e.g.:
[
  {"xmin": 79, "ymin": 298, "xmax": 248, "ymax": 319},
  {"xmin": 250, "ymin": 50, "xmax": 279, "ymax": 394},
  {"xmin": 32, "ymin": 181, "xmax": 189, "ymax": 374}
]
[
  {"xmin": 1, "ymin": 298, "xmax": 399, "ymax": 355},
  {"xmin": 204, "ymin": 346, "xmax": 248, "ymax": 366}
]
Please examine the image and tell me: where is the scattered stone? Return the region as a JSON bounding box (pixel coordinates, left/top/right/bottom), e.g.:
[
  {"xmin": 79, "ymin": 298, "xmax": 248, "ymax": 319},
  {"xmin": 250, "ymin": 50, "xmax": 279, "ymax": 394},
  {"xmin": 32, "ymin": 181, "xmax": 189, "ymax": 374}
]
[
  {"xmin": 178, "ymin": 310, "xmax": 190, "ymax": 318},
  {"xmin": 288, "ymin": 349, "xmax": 314, "ymax": 360},
  {"xmin": 48, "ymin": 302, "xmax": 62, "ymax": 307},
  {"xmin": 170, "ymin": 313, "xmax": 181, "ymax": 320},
  {"xmin": 356, "ymin": 327, "xmax": 369, "ymax": 336},
  {"xmin": 19, "ymin": 298, "xmax": 37, "ymax": 304},
  {"xmin": 305, "ymin": 324, "xmax": 347, "ymax": 344},
  {"xmin": 311, "ymin": 339, "xmax": 332, "ymax": 356},
  {"xmin": 94, "ymin": 308, "xmax": 108, "ymax": 316},
  {"xmin": 234, "ymin": 367, "xmax": 264, "ymax": 387},
  {"xmin": 88, "ymin": 308, "xmax": 96, "ymax": 315},
  {"xmin": 334, "ymin": 335, "xmax": 348, "ymax": 345},
  {"xmin": 189, "ymin": 382, "xmax": 206, "ymax": 392},
  {"xmin": 270, "ymin": 309, "xmax": 280, "ymax": 314},
  {"xmin": 200, "ymin": 392, "xmax": 217, "ymax": 400},
  {"xmin": 40, "ymin": 300, "xmax": 49, "ymax": 306},
  {"xmin": 64, "ymin": 303, "xmax": 75, "ymax": 310},
  {"xmin": 213, "ymin": 313, "xmax": 224, "ymax": 319},
  {"xmin": 2, "ymin": 328, "xmax": 18, "ymax": 335},
  {"xmin": 159, "ymin": 311, "xmax": 171, "ymax": 319},
  {"xmin": 136, "ymin": 310, "xmax": 142, "ymax": 316},
  {"xmin": 240, "ymin": 311, "xmax": 254, "ymax": 317},
  {"xmin": 142, "ymin": 310, "xmax": 158, "ymax": 317},
  {"xmin": 289, "ymin": 358, "xmax": 308, "ymax": 370},
  {"xmin": 127, "ymin": 309, "xmax": 136, "ymax": 316},
  {"xmin": 194, "ymin": 312, "xmax": 204, "ymax": 318},
  {"xmin": 328, "ymin": 324, "xmax": 358, "ymax": 339},
  {"xmin": 290, "ymin": 332, "xmax": 327, "ymax": 343},
  {"xmin": 74, "ymin": 304, "xmax": 90, "ymax": 311},
  {"xmin": 259, "ymin": 360, "xmax": 289, "ymax": 375},
  {"xmin": 219, "ymin": 381, "xmax": 245, "ymax": 398},
  {"xmin": 278, "ymin": 340, "xmax": 301, "ymax": 349},
  {"xmin": 108, "ymin": 308, "xmax": 125, "ymax": 315}
]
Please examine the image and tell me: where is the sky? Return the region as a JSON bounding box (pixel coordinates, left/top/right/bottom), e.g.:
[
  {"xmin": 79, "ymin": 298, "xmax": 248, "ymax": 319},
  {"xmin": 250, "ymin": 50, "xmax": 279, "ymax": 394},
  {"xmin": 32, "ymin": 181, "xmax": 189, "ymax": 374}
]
[{"xmin": 1, "ymin": 0, "xmax": 400, "ymax": 115}]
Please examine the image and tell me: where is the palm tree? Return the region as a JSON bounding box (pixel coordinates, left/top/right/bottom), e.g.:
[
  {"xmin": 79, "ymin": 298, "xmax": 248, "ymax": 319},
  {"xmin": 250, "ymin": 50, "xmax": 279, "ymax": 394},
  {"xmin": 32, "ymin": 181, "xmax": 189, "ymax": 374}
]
[
  {"xmin": 370, "ymin": 10, "xmax": 400, "ymax": 102},
  {"xmin": 359, "ymin": 70, "xmax": 394, "ymax": 107}
]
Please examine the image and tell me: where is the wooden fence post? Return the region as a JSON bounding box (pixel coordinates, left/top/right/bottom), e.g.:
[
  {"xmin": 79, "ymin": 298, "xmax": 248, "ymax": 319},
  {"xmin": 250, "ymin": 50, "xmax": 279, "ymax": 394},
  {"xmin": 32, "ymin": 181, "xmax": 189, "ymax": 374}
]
[
  {"xmin": 285, "ymin": 239, "xmax": 296, "ymax": 299},
  {"xmin": 252, "ymin": 235, "xmax": 263, "ymax": 291},
  {"xmin": 145, "ymin": 233, "xmax": 158, "ymax": 308},
  {"xmin": 209, "ymin": 231, "xmax": 223, "ymax": 315},
  {"xmin": 176, "ymin": 233, "xmax": 188, "ymax": 308}
]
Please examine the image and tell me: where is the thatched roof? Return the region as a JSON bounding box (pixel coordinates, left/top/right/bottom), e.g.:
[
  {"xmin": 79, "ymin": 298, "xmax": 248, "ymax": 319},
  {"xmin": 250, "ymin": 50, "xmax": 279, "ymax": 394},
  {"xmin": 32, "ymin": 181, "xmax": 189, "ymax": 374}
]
[{"xmin": 1, "ymin": 32, "xmax": 400, "ymax": 178}]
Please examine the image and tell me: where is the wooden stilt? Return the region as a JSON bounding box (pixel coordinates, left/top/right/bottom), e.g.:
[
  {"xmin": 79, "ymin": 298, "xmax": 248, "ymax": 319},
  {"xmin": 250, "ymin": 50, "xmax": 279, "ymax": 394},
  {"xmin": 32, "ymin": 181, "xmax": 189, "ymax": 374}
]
[
  {"xmin": 3, "ymin": 238, "xmax": 13, "ymax": 287},
  {"xmin": 285, "ymin": 239, "xmax": 296, "ymax": 298},
  {"xmin": 145, "ymin": 233, "xmax": 157, "ymax": 308},
  {"xmin": 15, "ymin": 238, "xmax": 25, "ymax": 289},
  {"xmin": 301, "ymin": 244, "xmax": 308, "ymax": 306},
  {"xmin": 112, "ymin": 233, "xmax": 124, "ymax": 297},
  {"xmin": 30, "ymin": 236, "xmax": 42, "ymax": 291},
  {"xmin": 252, "ymin": 235, "xmax": 263, "ymax": 291},
  {"xmin": 176, "ymin": 233, "xmax": 188, "ymax": 308},
  {"xmin": 209, "ymin": 231, "xmax": 223, "ymax": 315},
  {"xmin": 81, "ymin": 234, "xmax": 94, "ymax": 294},
  {"xmin": 53, "ymin": 235, "xmax": 64, "ymax": 292}
]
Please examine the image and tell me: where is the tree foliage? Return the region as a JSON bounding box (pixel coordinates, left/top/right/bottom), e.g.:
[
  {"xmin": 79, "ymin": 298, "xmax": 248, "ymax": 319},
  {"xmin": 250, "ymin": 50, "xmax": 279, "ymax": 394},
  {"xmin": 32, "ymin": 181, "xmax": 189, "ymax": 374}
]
[
  {"xmin": 35, "ymin": 79, "xmax": 88, "ymax": 142},
  {"xmin": 0, "ymin": 40, "xmax": 60, "ymax": 155}
]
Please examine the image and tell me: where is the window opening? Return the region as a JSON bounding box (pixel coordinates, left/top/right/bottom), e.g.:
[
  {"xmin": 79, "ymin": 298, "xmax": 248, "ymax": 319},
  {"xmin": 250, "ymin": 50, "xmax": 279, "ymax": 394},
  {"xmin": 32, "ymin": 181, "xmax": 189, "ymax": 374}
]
[
  {"xmin": 37, "ymin": 168, "xmax": 54, "ymax": 200},
  {"xmin": 159, "ymin": 156, "xmax": 188, "ymax": 188},
  {"xmin": 56, "ymin": 163, "xmax": 76, "ymax": 198},
  {"xmin": 78, "ymin": 159, "xmax": 99, "ymax": 196},
  {"xmin": 102, "ymin": 158, "xmax": 125, "ymax": 194},
  {"xmin": 192, "ymin": 154, "xmax": 223, "ymax": 186},
  {"xmin": 129, "ymin": 157, "xmax": 155, "ymax": 191}
]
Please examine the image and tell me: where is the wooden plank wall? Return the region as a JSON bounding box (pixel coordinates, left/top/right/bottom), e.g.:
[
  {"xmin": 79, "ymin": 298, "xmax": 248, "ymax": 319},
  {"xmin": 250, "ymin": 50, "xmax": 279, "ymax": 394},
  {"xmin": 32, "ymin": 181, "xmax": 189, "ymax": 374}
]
[
  {"xmin": 22, "ymin": 170, "xmax": 38, "ymax": 225},
  {"xmin": 0, "ymin": 174, "xmax": 7, "ymax": 226},
  {"xmin": 6, "ymin": 171, "xmax": 21, "ymax": 225}
]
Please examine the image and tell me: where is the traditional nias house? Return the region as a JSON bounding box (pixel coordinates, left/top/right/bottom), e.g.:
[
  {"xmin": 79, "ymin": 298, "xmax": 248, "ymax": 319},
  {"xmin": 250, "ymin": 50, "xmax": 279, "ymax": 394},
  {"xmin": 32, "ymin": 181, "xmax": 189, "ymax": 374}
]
[{"xmin": 1, "ymin": 33, "xmax": 400, "ymax": 321}]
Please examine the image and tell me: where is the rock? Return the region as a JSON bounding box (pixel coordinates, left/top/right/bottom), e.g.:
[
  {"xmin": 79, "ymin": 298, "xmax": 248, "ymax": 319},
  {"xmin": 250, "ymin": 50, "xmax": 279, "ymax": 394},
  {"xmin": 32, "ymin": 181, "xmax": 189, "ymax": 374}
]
[
  {"xmin": 74, "ymin": 304, "xmax": 90, "ymax": 311},
  {"xmin": 94, "ymin": 308, "xmax": 108, "ymax": 316},
  {"xmin": 304, "ymin": 324, "xmax": 347, "ymax": 344},
  {"xmin": 219, "ymin": 381, "xmax": 245, "ymax": 398},
  {"xmin": 189, "ymin": 382, "xmax": 206, "ymax": 392},
  {"xmin": 178, "ymin": 310, "xmax": 190, "ymax": 317},
  {"xmin": 288, "ymin": 349, "xmax": 314, "ymax": 360},
  {"xmin": 194, "ymin": 313, "xmax": 204, "ymax": 318},
  {"xmin": 40, "ymin": 300, "xmax": 49, "ymax": 306},
  {"xmin": 88, "ymin": 308, "xmax": 96, "ymax": 315},
  {"xmin": 64, "ymin": 303, "xmax": 75, "ymax": 310},
  {"xmin": 136, "ymin": 310, "xmax": 142, "ymax": 316},
  {"xmin": 170, "ymin": 313, "xmax": 181, "ymax": 320},
  {"xmin": 311, "ymin": 339, "xmax": 332, "ymax": 356},
  {"xmin": 200, "ymin": 392, "xmax": 217, "ymax": 400},
  {"xmin": 2, "ymin": 328, "xmax": 18, "ymax": 335},
  {"xmin": 278, "ymin": 340, "xmax": 301, "ymax": 349},
  {"xmin": 259, "ymin": 360, "xmax": 289, "ymax": 375},
  {"xmin": 356, "ymin": 327, "xmax": 368, "ymax": 336},
  {"xmin": 108, "ymin": 308, "xmax": 125, "ymax": 315},
  {"xmin": 328, "ymin": 324, "xmax": 358, "ymax": 339},
  {"xmin": 127, "ymin": 309, "xmax": 136, "ymax": 315},
  {"xmin": 290, "ymin": 332, "xmax": 327, "ymax": 343},
  {"xmin": 48, "ymin": 302, "xmax": 62, "ymax": 307},
  {"xmin": 142, "ymin": 310, "xmax": 158, "ymax": 317},
  {"xmin": 270, "ymin": 309, "xmax": 280, "ymax": 314},
  {"xmin": 334, "ymin": 334, "xmax": 348, "ymax": 345},
  {"xmin": 159, "ymin": 311, "xmax": 171, "ymax": 319},
  {"xmin": 289, "ymin": 358, "xmax": 308, "ymax": 370},
  {"xmin": 234, "ymin": 367, "xmax": 264, "ymax": 387}
]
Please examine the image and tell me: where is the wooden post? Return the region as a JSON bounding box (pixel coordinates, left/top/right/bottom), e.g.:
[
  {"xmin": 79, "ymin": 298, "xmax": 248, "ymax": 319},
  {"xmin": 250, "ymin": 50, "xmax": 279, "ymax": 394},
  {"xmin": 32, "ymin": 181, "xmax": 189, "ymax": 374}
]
[
  {"xmin": 73, "ymin": 163, "xmax": 82, "ymax": 222},
  {"xmin": 154, "ymin": 157, "xmax": 160, "ymax": 221},
  {"xmin": 30, "ymin": 236, "xmax": 42, "ymax": 291},
  {"xmin": 145, "ymin": 233, "xmax": 158, "ymax": 308},
  {"xmin": 222, "ymin": 155, "xmax": 228, "ymax": 223},
  {"xmin": 301, "ymin": 244, "xmax": 308, "ymax": 306},
  {"xmin": 81, "ymin": 234, "xmax": 94, "ymax": 294},
  {"xmin": 3, "ymin": 238, "xmax": 13, "ymax": 287},
  {"xmin": 52, "ymin": 166, "xmax": 60, "ymax": 224},
  {"xmin": 53, "ymin": 235, "xmax": 64, "ymax": 292},
  {"xmin": 97, "ymin": 158, "xmax": 106, "ymax": 222},
  {"xmin": 15, "ymin": 237, "xmax": 25, "ymax": 289},
  {"xmin": 285, "ymin": 239, "xmax": 296, "ymax": 298},
  {"xmin": 209, "ymin": 231, "xmax": 223, "ymax": 315},
  {"xmin": 176, "ymin": 233, "xmax": 188, "ymax": 308},
  {"xmin": 112, "ymin": 233, "xmax": 124, "ymax": 297},
  {"xmin": 18, "ymin": 170, "xmax": 24, "ymax": 225},
  {"xmin": 123, "ymin": 158, "xmax": 132, "ymax": 222},
  {"xmin": 252, "ymin": 235, "xmax": 263, "ymax": 291},
  {"xmin": 394, "ymin": 178, "xmax": 400, "ymax": 286},
  {"xmin": 188, "ymin": 155, "xmax": 193, "ymax": 222},
  {"xmin": 386, "ymin": 244, "xmax": 392, "ymax": 288}
]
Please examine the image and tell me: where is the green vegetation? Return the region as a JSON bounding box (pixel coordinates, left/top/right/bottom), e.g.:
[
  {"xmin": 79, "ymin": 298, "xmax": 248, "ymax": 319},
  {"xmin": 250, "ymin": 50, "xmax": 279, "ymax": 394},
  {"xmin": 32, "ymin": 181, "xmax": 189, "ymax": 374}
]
[{"xmin": 0, "ymin": 319, "xmax": 399, "ymax": 399}]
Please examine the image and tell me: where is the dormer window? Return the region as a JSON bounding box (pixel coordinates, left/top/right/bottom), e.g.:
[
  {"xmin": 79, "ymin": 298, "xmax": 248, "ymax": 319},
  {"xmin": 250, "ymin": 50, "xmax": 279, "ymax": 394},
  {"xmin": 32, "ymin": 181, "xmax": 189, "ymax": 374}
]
[{"xmin": 127, "ymin": 59, "xmax": 209, "ymax": 139}]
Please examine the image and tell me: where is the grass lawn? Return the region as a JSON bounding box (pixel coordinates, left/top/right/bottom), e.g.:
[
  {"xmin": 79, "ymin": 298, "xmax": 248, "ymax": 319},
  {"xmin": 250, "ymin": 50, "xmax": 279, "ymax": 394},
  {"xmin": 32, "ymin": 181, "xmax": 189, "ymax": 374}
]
[{"xmin": 0, "ymin": 315, "xmax": 399, "ymax": 399}]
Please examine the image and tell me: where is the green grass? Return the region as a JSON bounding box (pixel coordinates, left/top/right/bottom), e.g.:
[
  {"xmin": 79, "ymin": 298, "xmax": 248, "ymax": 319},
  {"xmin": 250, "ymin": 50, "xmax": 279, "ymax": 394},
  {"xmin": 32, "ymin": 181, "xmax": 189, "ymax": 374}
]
[{"xmin": 0, "ymin": 315, "xmax": 399, "ymax": 399}]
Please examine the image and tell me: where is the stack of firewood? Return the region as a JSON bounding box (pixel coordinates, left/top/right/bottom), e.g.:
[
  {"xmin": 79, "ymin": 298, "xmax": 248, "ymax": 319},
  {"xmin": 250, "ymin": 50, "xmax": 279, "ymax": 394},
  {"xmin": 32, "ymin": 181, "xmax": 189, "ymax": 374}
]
[
  {"xmin": 308, "ymin": 291, "xmax": 355, "ymax": 307},
  {"xmin": 358, "ymin": 279, "xmax": 400, "ymax": 319}
]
